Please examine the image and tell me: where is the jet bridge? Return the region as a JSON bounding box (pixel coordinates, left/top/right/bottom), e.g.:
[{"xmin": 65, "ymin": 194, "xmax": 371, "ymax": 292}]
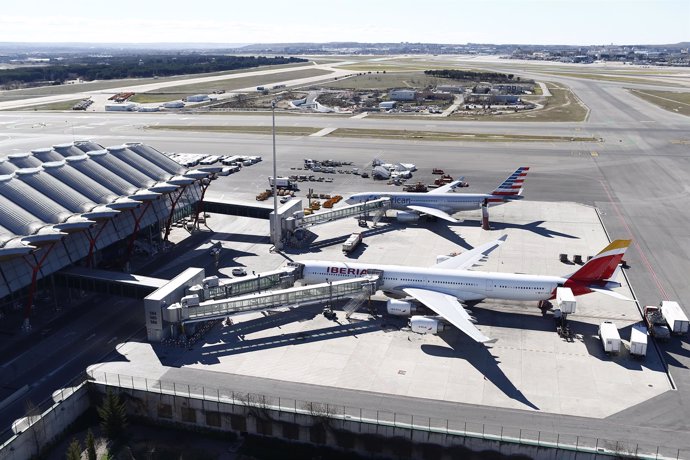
[
  {"xmin": 164, "ymin": 274, "xmax": 382, "ymax": 324},
  {"xmin": 283, "ymin": 198, "xmax": 391, "ymax": 233}
]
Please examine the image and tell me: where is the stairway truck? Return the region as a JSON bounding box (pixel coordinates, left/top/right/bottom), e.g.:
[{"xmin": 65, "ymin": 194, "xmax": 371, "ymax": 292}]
[
  {"xmin": 598, "ymin": 321, "xmax": 621, "ymax": 354},
  {"xmin": 629, "ymin": 323, "xmax": 648, "ymax": 358},
  {"xmin": 660, "ymin": 301, "xmax": 689, "ymax": 334},
  {"xmin": 342, "ymin": 232, "xmax": 362, "ymax": 254},
  {"xmin": 556, "ymin": 287, "xmax": 577, "ymax": 314}
]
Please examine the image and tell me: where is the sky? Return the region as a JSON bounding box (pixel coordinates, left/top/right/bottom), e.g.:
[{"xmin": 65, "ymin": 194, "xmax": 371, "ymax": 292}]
[{"xmin": 1, "ymin": 0, "xmax": 688, "ymax": 46}]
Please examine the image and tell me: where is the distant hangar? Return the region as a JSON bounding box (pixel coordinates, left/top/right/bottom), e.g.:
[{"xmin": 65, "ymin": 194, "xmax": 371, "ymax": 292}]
[{"xmin": 0, "ymin": 141, "xmax": 215, "ymax": 325}]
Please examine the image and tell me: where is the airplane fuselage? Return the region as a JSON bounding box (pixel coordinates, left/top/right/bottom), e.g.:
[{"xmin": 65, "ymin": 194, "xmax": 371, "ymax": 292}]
[{"xmin": 301, "ymin": 260, "xmax": 565, "ymax": 302}]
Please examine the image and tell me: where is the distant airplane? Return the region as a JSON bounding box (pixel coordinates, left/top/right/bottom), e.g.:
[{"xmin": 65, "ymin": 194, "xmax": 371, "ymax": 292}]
[
  {"xmin": 345, "ymin": 167, "xmax": 529, "ymax": 224},
  {"xmin": 299, "ymin": 237, "xmax": 631, "ymax": 344}
]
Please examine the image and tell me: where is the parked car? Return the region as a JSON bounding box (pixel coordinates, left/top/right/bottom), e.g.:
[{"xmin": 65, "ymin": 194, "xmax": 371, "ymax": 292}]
[{"xmin": 231, "ymin": 267, "xmax": 247, "ymax": 277}]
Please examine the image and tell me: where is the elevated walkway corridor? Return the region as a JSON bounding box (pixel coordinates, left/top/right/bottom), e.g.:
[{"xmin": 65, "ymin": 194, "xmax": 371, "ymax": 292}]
[
  {"xmin": 195, "ymin": 267, "xmax": 299, "ymax": 301},
  {"xmin": 164, "ymin": 273, "xmax": 382, "ymax": 324},
  {"xmin": 284, "ymin": 198, "xmax": 391, "ymax": 232}
]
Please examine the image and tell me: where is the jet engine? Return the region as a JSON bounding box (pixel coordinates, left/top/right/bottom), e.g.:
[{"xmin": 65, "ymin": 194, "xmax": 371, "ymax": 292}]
[
  {"xmin": 396, "ymin": 211, "xmax": 420, "ymax": 223},
  {"xmin": 386, "ymin": 299, "xmax": 418, "ymax": 316},
  {"xmin": 410, "ymin": 316, "xmax": 448, "ymax": 335}
]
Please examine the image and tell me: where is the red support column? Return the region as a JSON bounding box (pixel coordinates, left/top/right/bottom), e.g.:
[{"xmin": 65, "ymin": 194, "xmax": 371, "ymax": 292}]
[
  {"xmin": 162, "ymin": 185, "xmax": 188, "ymax": 243},
  {"xmin": 124, "ymin": 201, "xmax": 152, "ymax": 267},
  {"xmin": 192, "ymin": 178, "xmax": 212, "ymax": 230},
  {"xmin": 22, "ymin": 242, "xmax": 58, "ymax": 324},
  {"xmin": 85, "ymin": 220, "xmax": 110, "ymax": 268}
]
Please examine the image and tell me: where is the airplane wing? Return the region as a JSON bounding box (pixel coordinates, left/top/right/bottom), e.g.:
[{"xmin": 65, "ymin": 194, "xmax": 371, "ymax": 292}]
[
  {"xmin": 432, "ymin": 235, "xmax": 508, "ymax": 270},
  {"xmin": 403, "ymin": 288, "xmax": 496, "ymax": 344},
  {"xmin": 428, "ymin": 178, "xmax": 465, "ymax": 194},
  {"xmin": 407, "ymin": 205, "xmax": 458, "ymax": 223}
]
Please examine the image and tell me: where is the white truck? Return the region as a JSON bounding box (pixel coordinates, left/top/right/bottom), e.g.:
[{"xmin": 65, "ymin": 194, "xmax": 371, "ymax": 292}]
[
  {"xmin": 629, "ymin": 323, "xmax": 648, "ymax": 358},
  {"xmin": 598, "ymin": 321, "xmax": 621, "ymax": 354},
  {"xmin": 660, "ymin": 300, "xmax": 689, "ymax": 334},
  {"xmin": 342, "ymin": 232, "xmax": 362, "ymax": 254},
  {"xmin": 269, "ymin": 176, "xmax": 295, "ymax": 190},
  {"xmin": 556, "ymin": 287, "xmax": 577, "ymax": 314}
]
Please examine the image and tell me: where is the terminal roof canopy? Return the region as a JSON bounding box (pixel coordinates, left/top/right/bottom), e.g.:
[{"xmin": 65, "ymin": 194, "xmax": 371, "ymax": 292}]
[{"xmin": 0, "ymin": 141, "xmax": 207, "ymax": 258}]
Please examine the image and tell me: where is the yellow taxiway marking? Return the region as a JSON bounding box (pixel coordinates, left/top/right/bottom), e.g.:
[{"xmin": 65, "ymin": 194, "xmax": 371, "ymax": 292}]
[{"xmin": 591, "ymin": 151, "xmax": 599, "ymax": 157}]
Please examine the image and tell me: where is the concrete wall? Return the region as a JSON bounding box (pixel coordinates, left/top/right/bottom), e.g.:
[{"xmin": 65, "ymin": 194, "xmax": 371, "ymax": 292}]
[
  {"xmin": 88, "ymin": 383, "xmax": 615, "ymax": 460},
  {"xmin": 0, "ymin": 384, "xmax": 90, "ymax": 460}
]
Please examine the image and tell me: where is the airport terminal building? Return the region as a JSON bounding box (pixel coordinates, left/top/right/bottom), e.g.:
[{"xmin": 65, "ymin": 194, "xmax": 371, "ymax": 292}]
[{"xmin": 0, "ymin": 141, "xmax": 214, "ymax": 328}]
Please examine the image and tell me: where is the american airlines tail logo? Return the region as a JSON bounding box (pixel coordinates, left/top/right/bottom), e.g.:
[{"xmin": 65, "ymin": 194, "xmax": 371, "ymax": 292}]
[{"xmin": 327, "ymin": 266, "xmax": 368, "ymax": 275}]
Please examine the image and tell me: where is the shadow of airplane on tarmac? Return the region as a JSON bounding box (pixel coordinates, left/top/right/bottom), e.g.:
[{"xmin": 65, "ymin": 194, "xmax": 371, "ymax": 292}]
[
  {"xmin": 461, "ymin": 219, "xmax": 579, "ymax": 239},
  {"xmin": 421, "ymin": 337, "xmax": 540, "ymax": 411}
]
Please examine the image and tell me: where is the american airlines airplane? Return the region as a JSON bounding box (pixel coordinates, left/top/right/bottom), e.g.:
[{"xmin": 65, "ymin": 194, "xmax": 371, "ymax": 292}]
[
  {"xmin": 345, "ymin": 167, "xmax": 529, "ymax": 223},
  {"xmin": 299, "ymin": 237, "xmax": 631, "ymax": 344}
]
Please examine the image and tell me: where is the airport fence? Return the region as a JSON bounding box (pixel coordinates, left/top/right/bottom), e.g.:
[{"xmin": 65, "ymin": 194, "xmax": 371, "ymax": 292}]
[{"xmin": 89, "ymin": 371, "xmax": 687, "ymax": 460}]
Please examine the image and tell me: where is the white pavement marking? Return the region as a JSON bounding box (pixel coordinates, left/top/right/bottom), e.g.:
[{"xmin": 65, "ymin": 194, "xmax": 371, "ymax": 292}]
[
  {"xmin": 310, "ymin": 127, "xmax": 336, "ymax": 137},
  {"xmin": 351, "ymin": 112, "xmax": 368, "ymax": 119},
  {"xmin": 538, "ymin": 81, "xmax": 552, "ymax": 97}
]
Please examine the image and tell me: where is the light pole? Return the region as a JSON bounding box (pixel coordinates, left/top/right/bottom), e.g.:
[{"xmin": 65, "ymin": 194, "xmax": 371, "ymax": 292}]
[{"xmin": 271, "ymin": 100, "xmax": 282, "ymax": 250}]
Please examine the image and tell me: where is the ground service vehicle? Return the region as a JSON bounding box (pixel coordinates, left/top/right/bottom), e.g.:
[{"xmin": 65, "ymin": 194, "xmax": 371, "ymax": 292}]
[
  {"xmin": 342, "ymin": 233, "xmax": 362, "ymax": 254},
  {"xmin": 629, "ymin": 323, "xmax": 648, "ymax": 358},
  {"xmin": 660, "ymin": 300, "xmax": 689, "ymax": 334},
  {"xmin": 644, "ymin": 305, "xmax": 671, "ymax": 340},
  {"xmin": 599, "ymin": 321, "xmax": 621, "ymax": 353}
]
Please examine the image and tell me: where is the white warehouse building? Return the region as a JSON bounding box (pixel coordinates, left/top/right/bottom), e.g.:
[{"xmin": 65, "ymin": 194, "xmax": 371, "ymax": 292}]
[{"xmin": 388, "ymin": 89, "xmax": 416, "ymax": 101}]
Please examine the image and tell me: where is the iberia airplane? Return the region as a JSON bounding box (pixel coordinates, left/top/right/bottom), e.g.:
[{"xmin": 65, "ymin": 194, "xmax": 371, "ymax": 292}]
[
  {"xmin": 345, "ymin": 167, "xmax": 529, "ymax": 223},
  {"xmin": 299, "ymin": 237, "xmax": 631, "ymax": 344}
]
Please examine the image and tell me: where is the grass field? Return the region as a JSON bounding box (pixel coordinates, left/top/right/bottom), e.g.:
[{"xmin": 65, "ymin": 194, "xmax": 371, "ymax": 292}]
[
  {"xmin": 13, "ymin": 99, "xmax": 84, "ymax": 111},
  {"xmin": 0, "ymin": 62, "xmax": 315, "ymax": 103},
  {"xmin": 146, "ymin": 124, "xmax": 596, "ymax": 143},
  {"xmin": 129, "ymin": 68, "xmax": 333, "ymax": 103},
  {"xmin": 628, "ymin": 89, "xmax": 690, "ymax": 117},
  {"xmin": 328, "ymin": 128, "xmax": 597, "ymax": 142},
  {"xmin": 145, "ymin": 125, "xmax": 320, "ymax": 136},
  {"xmin": 448, "ymin": 82, "xmax": 589, "ymax": 122},
  {"xmin": 323, "ymin": 71, "xmax": 448, "ymax": 90}
]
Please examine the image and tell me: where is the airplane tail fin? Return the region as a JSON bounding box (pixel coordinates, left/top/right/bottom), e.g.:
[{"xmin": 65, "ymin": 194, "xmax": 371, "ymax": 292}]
[
  {"xmin": 567, "ymin": 239, "xmax": 632, "ymax": 283},
  {"xmin": 491, "ymin": 167, "xmax": 529, "ymax": 197}
]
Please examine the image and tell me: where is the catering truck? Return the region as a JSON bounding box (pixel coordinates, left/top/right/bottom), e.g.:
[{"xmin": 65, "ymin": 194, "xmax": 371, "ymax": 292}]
[
  {"xmin": 342, "ymin": 232, "xmax": 363, "ymax": 254},
  {"xmin": 660, "ymin": 300, "xmax": 689, "ymax": 335}
]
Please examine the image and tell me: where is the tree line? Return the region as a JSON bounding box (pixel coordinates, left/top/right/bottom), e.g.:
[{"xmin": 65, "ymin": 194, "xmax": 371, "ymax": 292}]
[
  {"xmin": 0, "ymin": 55, "xmax": 307, "ymax": 87},
  {"xmin": 424, "ymin": 69, "xmax": 532, "ymax": 83}
]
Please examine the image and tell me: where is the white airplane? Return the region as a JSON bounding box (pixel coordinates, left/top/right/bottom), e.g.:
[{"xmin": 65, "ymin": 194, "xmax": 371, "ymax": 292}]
[
  {"xmin": 299, "ymin": 237, "xmax": 631, "ymax": 344},
  {"xmin": 345, "ymin": 167, "xmax": 529, "ymax": 223}
]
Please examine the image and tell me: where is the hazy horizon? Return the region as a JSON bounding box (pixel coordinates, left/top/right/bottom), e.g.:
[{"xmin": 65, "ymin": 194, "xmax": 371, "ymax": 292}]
[{"xmin": 1, "ymin": 0, "xmax": 688, "ymax": 47}]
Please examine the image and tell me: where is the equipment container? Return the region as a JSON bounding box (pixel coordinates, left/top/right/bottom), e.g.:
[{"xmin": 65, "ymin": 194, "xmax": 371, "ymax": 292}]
[
  {"xmin": 556, "ymin": 287, "xmax": 577, "ymax": 314},
  {"xmin": 598, "ymin": 321, "xmax": 621, "ymax": 354},
  {"xmin": 660, "ymin": 301, "xmax": 689, "ymax": 334},
  {"xmin": 629, "ymin": 323, "xmax": 648, "ymax": 358}
]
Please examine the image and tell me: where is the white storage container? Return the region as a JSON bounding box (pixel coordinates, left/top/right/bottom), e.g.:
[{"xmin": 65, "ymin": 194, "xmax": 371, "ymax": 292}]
[
  {"xmin": 629, "ymin": 323, "xmax": 648, "ymax": 357},
  {"xmin": 556, "ymin": 287, "xmax": 577, "ymax": 314},
  {"xmin": 598, "ymin": 321, "xmax": 621, "ymax": 353},
  {"xmin": 660, "ymin": 301, "xmax": 689, "ymax": 334}
]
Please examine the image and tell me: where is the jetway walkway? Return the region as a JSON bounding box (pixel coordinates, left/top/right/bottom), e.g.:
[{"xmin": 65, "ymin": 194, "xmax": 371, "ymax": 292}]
[
  {"xmin": 164, "ymin": 272, "xmax": 382, "ymax": 324},
  {"xmin": 284, "ymin": 198, "xmax": 391, "ymax": 233},
  {"xmin": 56, "ymin": 266, "xmax": 168, "ymax": 299}
]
